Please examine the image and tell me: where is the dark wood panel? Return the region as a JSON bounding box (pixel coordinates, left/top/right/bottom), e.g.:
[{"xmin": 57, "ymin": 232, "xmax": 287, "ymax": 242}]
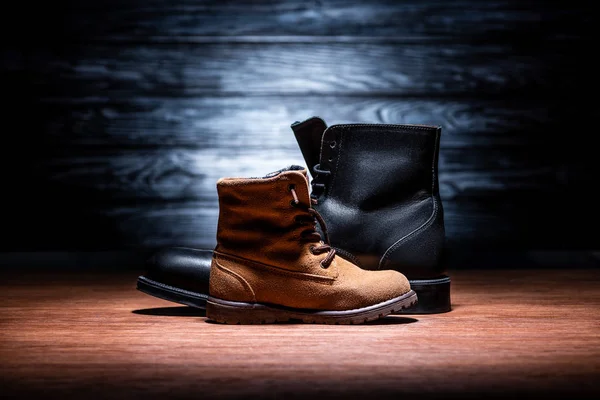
[
  {"xmin": 41, "ymin": 97, "xmax": 552, "ymax": 149},
  {"xmin": 36, "ymin": 147, "xmax": 561, "ymax": 202},
  {"xmin": 101, "ymin": 199, "xmax": 568, "ymax": 250},
  {"xmin": 7, "ymin": 197, "xmax": 503, "ymax": 250},
  {"xmin": 6, "ymin": 146, "xmax": 576, "ymax": 250},
  {"xmin": 2, "ymin": 269, "xmax": 600, "ymax": 398},
  {"xmin": 3, "ymin": 133, "xmax": 579, "ymax": 251},
  {"xmin": 0, "ymin": 0, "xmax": 594, "ymax": 256},
  {"xmin": 13, "ymin": 42, "xmax": 576, "ymax": 97},
  {"xmin": 10, "ymin": 0, "xmax": 590, "ymax": 43}
]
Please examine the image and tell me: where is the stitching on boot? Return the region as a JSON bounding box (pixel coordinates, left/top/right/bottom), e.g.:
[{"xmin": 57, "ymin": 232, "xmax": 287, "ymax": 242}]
[
  {"xmin": 379, "ymin": 199, "xmax": 438, "ymax": 268},
  {"xmin": 379, "ymin": 128, "xmax": 441, "ymax": 268},
  {"xmin": 215, "ymin": 251, "xmax": 337, "ymax": 283},
  {"xmin": 330, "ymin": 124, "xmax": 437, "ymax": 132},
  {"xmin": 328, "ymin": 127, "xmax": 344, "ymax": 197},
  {"xmin": 213, "ymin": 258, "xmax": 257, "ymax": 302}
]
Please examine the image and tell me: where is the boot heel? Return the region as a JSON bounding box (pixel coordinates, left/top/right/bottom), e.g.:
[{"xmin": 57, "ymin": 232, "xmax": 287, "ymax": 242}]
[
  {"xmin": 206, "ymin": 297, "xmax": 285, "ymax": 324},
  {"xmin": 396, "ymin": 276, "xmax": 451, "ymax": 314}
]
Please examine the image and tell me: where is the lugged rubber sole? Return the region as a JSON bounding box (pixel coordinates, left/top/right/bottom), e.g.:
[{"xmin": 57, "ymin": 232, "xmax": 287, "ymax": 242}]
[
  {"xmin": 401, "ymin": 275, "xmax": 451, "ymax": 314},
  {"xmin": 137, "ymin": 274, "xmax": 449, "ymax": 314},
  {"xmin": 205, "ymin": 290, "xmax": 418, "ymax": 325},
  {"xmin": 137, "ymin": 276, "xmax": 208, "ymax": 309}
]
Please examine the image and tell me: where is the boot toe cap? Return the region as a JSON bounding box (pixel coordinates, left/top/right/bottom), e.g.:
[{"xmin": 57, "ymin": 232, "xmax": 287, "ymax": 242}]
[
  {"xmin": 334, "ymin": 268, "xmax": 412, "ymax": 310},
  {"xmin": 381, "ymin": 270, "xmax": 412, "ymax": 298},
  {"xmin": 144, "ymin": 247, "xmax": 213, "ymax": 294},
  {"xmin": 361, "ymin": 270, "xmax": 411, "ymax": 306}
]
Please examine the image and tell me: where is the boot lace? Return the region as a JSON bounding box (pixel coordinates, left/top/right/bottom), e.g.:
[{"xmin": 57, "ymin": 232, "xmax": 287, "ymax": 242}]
[
  {"xmin": 289, "ymin": 185, "xmax": 336, "ymax": 268},
  {"xmin": 310, "ymin": 164, "xmax": 331, "ymax": 202}
]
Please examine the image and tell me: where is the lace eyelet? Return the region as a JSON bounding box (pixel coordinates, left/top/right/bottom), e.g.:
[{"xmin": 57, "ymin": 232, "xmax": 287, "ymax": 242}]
[
  {"xmin": 329, "ymin": 140, "xmax": 336, "ymax": 149},
  {"xmin": 290, "ymin": 199, "xmax": 298, "ymax": 207},
  {"xmin": 288, "ymin": 184, "xmax": 295, "ymax": 191},
  {"xmin": 309, "ymin": 245, "xmax": 316, "ymax": 254},
  {"xmin": 320, "ymin": 261, "xmax": 329, "ymax": 269},
  {"xmin": 328, "ymin": 157, "xmax": 333, "ymax": 163}
]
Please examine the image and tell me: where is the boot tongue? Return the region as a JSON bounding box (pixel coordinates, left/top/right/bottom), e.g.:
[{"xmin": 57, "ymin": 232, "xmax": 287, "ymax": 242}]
[{"xmin": 263, "ymin": 165, "xmax": 306, "ymax": 178}]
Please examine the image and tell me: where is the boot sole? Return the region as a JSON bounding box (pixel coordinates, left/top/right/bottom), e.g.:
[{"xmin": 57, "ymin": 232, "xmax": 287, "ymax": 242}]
[
  {"xmin": 205, "ymin": 290, "xmax": 418, "ymax": 325},
  {"xmin": 136, "ymin": 274, "xmax": 449, "ymax": 314},
  {"xmin": 403, "ymin": 276, "xmax": 451, "ymax": 314},
  {"xmin": 136, "ymin": 276, "xmax": 208, "ymax": 309}
]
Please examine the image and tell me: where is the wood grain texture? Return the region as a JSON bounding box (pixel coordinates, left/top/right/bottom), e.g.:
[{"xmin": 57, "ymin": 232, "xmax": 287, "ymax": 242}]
[
  {"xmin": 13, "ymin": 42, "xmax": 577, "ymax": 97},
  {"xmin": 13, "ymin": 0, "xmax": 590, "ymax": 42},
  {"xmin": 0, "ymin": 0, "xmax": 594, "ymax": 256},
  {"xmin": 97, "ymin": 200, "xmax": 572, "ymax": 250},
  {"xmin": 40, "ymin": 96, "xmax": 553, "ymax": 149},
  {"xmin": 5, "ymin": 123, "xmax": 585, "ymax": 250},
  {"xmin": 1, "ymin": 268, "xmax": 599, "ymax": 399},
  {"xmin": 36, "ymin": 147, "xmax": 561, "ymax": 202}
]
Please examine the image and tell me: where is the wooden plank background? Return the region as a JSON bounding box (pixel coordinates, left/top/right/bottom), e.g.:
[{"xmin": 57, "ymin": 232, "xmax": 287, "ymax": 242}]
[{"xmin": 0, "ymin": 0, "xmax": 596, "ymax": 262}]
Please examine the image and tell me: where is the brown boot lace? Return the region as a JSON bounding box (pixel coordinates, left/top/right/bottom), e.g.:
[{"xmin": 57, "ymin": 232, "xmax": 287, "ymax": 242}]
[{"xmin": 289, "ymin": 185, "xmax": 336, "ymax": 268}]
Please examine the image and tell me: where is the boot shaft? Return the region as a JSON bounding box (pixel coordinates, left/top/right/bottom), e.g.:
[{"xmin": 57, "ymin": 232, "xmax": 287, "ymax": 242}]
[
  {"xmin": 215, "ymin": 166, "xmax": 313, "ymax": 266},
  {"xmin": 314, "ymin": 123, "xmax": 442, "ymax": 207},
  {"xmin": 215, "ymin": 165, "xmax": 345, "ymax": 278},
  {"xmin": 293, "ymin": 118, "xmax": 445, "ymax": 277}
]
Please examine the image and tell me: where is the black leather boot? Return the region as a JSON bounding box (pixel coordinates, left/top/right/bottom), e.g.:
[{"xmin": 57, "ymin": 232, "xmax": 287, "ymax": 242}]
[
  {"xmin": 291, "ymin": 117, "xmax": 450, "ymax": 313},
  {"xmin": 137, "ymin": 247, "xmax": 212, "ymax": 308}
]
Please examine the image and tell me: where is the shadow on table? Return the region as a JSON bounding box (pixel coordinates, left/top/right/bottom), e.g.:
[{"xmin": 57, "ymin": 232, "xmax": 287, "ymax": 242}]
[
  {"xmin": 132, "ymin": 307, "xmax": 418, "ymax": 325},
  {"xmin": 132, "ymin": 306, "xmax": 206, "ymax": 317},
  {"xmin": 202, "ymin": 316, "xmax": 418, "ymax": 325}
]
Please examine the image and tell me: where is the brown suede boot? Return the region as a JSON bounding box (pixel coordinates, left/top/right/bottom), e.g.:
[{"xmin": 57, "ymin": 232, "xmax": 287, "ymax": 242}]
[{"xmin": 206, "ymin": 166, "xmax": 417, "ymax": 324}]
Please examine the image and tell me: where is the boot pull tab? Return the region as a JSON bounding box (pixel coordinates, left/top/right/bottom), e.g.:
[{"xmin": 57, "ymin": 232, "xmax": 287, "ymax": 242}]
[{"xmin": 291, "ymin": 117, "xmax": 327, "ymax": 177}]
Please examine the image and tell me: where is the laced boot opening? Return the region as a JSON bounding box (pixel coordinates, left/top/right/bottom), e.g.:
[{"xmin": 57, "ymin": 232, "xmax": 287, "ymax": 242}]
[
  {"xmin": 310, "ymin": 133, "xmax": 337, "ymax": 204},
  {"xmin": 289, "ymin": 185, "xmax": 336, "ymax": 268}
]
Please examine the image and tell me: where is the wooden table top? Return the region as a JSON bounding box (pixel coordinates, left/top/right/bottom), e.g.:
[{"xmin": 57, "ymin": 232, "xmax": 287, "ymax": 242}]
[{"xmin": 1, "ymin": 268, "xmax": 599, "ymax": 399}]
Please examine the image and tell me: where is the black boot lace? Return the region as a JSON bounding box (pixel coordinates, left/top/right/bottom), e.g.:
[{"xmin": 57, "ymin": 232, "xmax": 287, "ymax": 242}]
[
  {"xmin": 310, "ymin": 163, "xmax": 331, "ymax": 203},
  {"xmin": 289, "ymin": 185, "xmax": 336, "ymax": 268}
]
